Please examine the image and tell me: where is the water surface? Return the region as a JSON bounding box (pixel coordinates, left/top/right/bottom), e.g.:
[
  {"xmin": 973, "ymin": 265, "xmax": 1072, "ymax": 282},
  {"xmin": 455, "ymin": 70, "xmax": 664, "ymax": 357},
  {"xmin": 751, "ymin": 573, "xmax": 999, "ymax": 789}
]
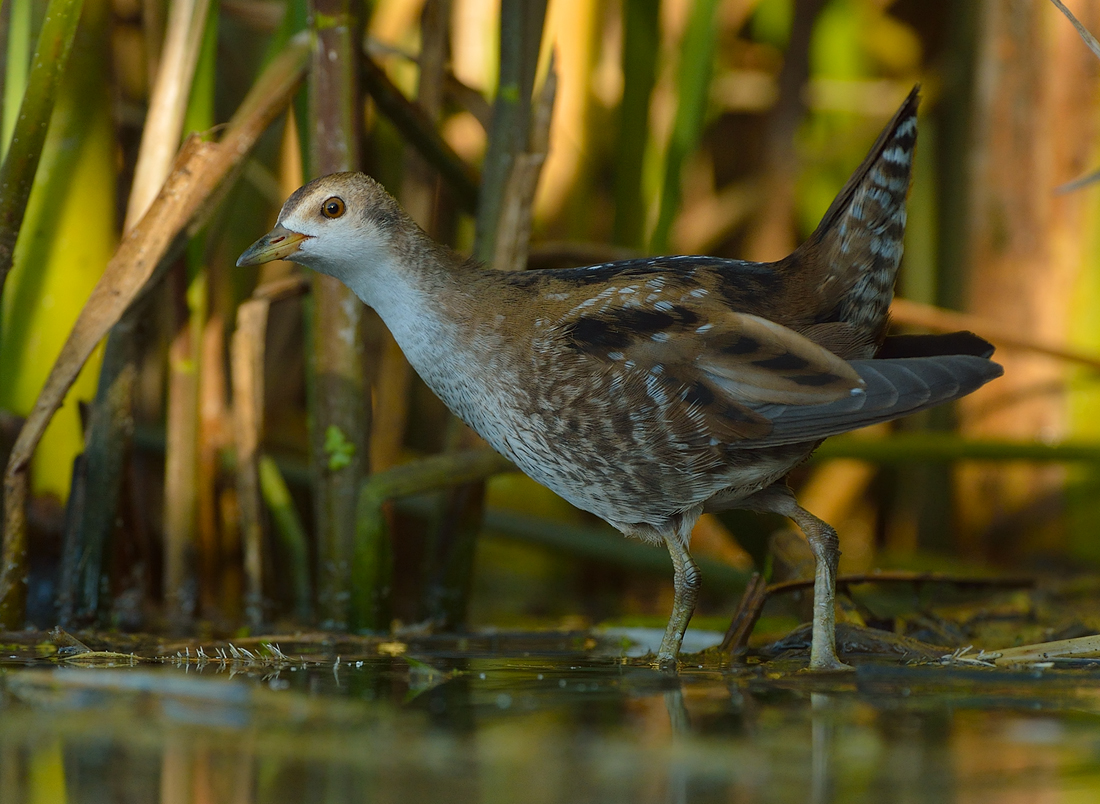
[{"xmin": 1, "ymin": 633, "xmax": 1099, "ymax": 803}]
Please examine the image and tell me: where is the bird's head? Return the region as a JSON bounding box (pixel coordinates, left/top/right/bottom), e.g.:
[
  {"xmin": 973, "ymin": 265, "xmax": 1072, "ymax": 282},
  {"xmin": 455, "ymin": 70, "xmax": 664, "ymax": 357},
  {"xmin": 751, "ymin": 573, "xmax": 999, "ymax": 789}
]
[{"xmin": 237, "ymin": 172, "xmax": 407, "ymax": 295}]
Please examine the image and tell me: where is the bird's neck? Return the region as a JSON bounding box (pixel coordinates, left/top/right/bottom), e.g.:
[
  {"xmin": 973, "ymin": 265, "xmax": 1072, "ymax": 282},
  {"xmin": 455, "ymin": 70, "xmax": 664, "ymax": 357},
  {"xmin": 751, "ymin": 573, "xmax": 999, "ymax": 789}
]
[
  {"xmin": 337, "ymin": 223, "xmax": 487, "ymax": 371},
  {"xmin": 335, "ymin": 220, "xmax": 465, "ymax": 303}
]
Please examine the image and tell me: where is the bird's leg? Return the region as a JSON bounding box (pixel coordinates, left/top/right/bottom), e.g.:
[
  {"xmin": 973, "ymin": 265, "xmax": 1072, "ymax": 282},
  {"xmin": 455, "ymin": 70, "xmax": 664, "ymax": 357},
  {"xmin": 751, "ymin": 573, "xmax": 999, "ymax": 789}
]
[
  {"xmin": 656, "ymin": 517, "xmax": 702, "ymax": 669},
  {"xmin": 743, "ymin": 484, "xmax": 852, "ymax": 672},
  {"xmin": 787, "ymin": 507, "xmax": 851, "ymax": 672}
]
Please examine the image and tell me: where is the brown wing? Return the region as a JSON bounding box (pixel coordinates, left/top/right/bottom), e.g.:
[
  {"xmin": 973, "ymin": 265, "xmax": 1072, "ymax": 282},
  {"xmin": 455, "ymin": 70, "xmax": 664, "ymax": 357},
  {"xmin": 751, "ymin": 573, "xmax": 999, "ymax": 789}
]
[{"xmin": 558, "ymin": 295, "xmax": 864, "ymax": 445}]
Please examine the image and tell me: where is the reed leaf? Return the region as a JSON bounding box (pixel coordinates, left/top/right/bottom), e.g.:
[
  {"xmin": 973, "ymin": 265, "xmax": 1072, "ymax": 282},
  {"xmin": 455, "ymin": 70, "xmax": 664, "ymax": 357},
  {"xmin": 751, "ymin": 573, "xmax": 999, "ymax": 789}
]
[
  {"xmin": 612, "ymin": 0, "xmax": 659, "ymax": 248},
  {"xmin": 0, "ymin": 0, "xmax": 115, "ymax": 500},
  {"xmin": 815, "ymin": 434, "xmax": 1100, "ymax": 464},
  {"xmin": 649, "ymin": 0, "xmax": 721, "ymax": 254},
  {"xmin": 0, "ymin": 0, "xmax": 85, "ymax": 299},
  {"xmin": 259, "ymin": 455, "xmax": 312, "ymax": 621},
  {"xmin": 1, "ymin": 0, "xmax": 33, "ymax": 161}
]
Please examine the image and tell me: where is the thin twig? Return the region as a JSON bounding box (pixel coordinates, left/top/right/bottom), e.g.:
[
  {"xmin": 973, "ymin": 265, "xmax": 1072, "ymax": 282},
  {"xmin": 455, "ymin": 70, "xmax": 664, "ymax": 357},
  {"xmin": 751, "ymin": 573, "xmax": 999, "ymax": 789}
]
[
  {"xmin": 1048, "ymin": 0, "xmax": 1100, "ymax": 192},
  {"xmin": 719, "ymin": 573, "xmax": 768, "ymax": 655},
  {"xmin": 1049, "ymin": 0, "xmax": 1100, "ymax": 61},
  {"xmin": 767, "ymin": 571, "xmax": 1034, "ymax": 597},
  {"xmin": 360, "ymin": 53, "xmax": 480, "ymax": 213},
  {"xmin": 720, "ymin": 571, "xmax": 1034, "ymax": 654}
]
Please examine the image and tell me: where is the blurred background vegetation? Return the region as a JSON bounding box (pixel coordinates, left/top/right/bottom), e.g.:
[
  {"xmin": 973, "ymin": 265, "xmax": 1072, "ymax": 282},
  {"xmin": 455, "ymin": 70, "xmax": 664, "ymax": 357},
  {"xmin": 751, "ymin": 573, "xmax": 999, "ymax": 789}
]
[{"xmin": 1, "ymin": 0, "xmax": 1099, "ymax": 640}]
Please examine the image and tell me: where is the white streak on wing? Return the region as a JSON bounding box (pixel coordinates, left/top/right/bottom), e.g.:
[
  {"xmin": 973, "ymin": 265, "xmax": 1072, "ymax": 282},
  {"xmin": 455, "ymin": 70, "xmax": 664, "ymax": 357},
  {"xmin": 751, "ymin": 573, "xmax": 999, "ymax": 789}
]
[
  {"xmin": 572, "ymin": 287, "xmax": 617, "ymax": 312},
  {"xmin": 645, "ymin": 373, "xmax": 669, "ymax": 404}
]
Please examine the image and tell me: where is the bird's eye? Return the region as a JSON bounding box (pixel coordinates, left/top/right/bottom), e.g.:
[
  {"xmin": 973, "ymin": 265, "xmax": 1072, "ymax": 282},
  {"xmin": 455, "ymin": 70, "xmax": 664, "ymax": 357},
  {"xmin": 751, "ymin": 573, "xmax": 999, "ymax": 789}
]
[{"xmin": 321, "ymin": 197, "xmax": 346, "ymax": 219}]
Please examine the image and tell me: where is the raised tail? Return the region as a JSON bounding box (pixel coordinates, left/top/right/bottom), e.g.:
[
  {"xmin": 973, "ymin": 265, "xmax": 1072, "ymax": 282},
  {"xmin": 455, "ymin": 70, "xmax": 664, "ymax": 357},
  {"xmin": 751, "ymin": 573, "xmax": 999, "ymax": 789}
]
[{"xmin": 780, "ymin": 86, "xmax": 920, "ymax": 345}]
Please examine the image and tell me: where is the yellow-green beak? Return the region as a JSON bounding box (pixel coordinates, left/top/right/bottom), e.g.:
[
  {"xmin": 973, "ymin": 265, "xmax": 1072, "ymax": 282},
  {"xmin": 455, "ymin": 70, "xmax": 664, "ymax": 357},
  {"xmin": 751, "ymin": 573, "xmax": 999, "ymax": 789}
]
[{"xmin": 236, "ymin": 225, "xmax": 311, "ymax": 267}]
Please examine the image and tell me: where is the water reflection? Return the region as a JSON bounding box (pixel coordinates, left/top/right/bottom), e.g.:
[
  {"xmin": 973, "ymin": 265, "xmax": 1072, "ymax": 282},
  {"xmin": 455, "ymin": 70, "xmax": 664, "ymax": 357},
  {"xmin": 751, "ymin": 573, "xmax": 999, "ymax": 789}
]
[
  {"xmin": 811, "ymin": 693, "xmax": 834, "ymax": 804},
  {"xmin": 1, "ymin": 653, "xmax": 1100, "ymax": 803}
]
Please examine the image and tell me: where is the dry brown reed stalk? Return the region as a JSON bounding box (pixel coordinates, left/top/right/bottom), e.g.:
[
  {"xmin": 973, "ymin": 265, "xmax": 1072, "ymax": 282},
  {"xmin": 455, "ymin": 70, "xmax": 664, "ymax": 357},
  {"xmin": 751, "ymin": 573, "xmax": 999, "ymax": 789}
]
[
  {"xmin": 741, "ymin": 0, "xmax": 827, "ymax": 263},
  {"xmin": 0, "ymin": 36, "xmax": 310, "ymax": 628},
  {"xmin": 232, "ymin": 276, "xmax": 311, "ymax": 622},
  {"xmin": 231, "ymin": 298, "xmax": 270, "ymax": 628},
  {"xmin": 370, "ymin": 0, "xmax": 454, "ymax": 476},
  {"xmin": 198, "ymin": 312, "xmax": 231, "ymax": 617},
  {"xmin": 125, "ymin": 0, "xmax": 213, "ymax": 228},
  {"xmin": 82, "ymin": 0, "xmax": 214, "ymax": 627},
  {"xmin": 163, "ymin": 267, "xmax": 204, "ymax": 623},
  {"xmin": 419, "ymin": 0, "xmax": 551, "ymax": 630}
]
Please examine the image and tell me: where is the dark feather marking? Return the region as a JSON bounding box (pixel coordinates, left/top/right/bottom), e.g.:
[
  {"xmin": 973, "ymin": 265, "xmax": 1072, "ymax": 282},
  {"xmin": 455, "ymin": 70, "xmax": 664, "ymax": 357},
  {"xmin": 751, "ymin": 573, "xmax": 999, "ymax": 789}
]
[
  {"xmin": 791, "ymin": 372, "xmax": 847, "ymax": 387},
  {"xmin": 570, "ymin": 306, "xmax": 705, "ymax": 355},
  {"xmin": 611, "ymin": 306, "xmax": 699, "ymax": 330},
  {"xmin": 612, "ymin": 408, "xmax": 635, "ymax": 439},
  {"xmin": 753, "ymin": 353, "xmax": 811, "ymax": 372},
  {"xmin": 367, "ymin": 207, "xmax": 403, "ymax": 231},
  {"xmin": 536, "ymin": 258, "xmax": 703, "ymax": 286},
  {"xmin": 610, "ymin": 308, "xmax": 678, "ymax": 333},
  {"xmin": 569, "ymin": 317, "xmax": 632, "ymax": 350},
  {"xmin": 503, "ymin": 271, "xmax": 542, "ymax": 288},
  {"xmin": 683, "ymin": 382, "xmax": 715, "ymax": 407},
  {"xmin": 723, "ymin": 336, "xmax": 760, "ymax": 356},
  {"xmin": 666, "ymin": 306, "xmax": 699, "ymax": 326},
  {"xmin": 712, "ymin": 269, "xmax": 785, "ymax": 310}
]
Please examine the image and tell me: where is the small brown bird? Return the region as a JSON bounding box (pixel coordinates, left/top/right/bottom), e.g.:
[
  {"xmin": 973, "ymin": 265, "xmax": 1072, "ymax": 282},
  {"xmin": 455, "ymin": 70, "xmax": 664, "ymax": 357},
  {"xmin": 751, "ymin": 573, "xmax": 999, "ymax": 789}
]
[{"xmin": 239, "ymin": 87, "xmax": 1001, "ymax": 670}]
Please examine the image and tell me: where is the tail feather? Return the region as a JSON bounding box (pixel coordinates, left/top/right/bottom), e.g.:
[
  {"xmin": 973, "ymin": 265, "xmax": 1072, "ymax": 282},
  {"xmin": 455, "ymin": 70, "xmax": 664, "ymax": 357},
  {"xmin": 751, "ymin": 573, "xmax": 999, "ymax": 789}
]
[
  {"xmin": 745, "ymin": 353, "xmax": 1003, "ymax": 448},
  {"xmin": 780, "ymin": 86, "xmax": 920, "ymax": 344},
  {"xmin": 877, "ymin": 331, "xmax": 996, "ymax": 360}
]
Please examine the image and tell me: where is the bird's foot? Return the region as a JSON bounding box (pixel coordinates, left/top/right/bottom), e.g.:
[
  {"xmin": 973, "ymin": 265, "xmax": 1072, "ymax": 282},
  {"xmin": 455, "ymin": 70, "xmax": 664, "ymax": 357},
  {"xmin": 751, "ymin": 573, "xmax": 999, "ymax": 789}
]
[
  {"xmin": 653, "ymin": 642, "xmax": 681, "ymax": 672},
  {"xmin": 651, "ymin": 656, "xmax": 679, "ymax": 673},
  {"xmin": 807, "ymin": 653, "xmax": 854, "ymax": 672}
]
